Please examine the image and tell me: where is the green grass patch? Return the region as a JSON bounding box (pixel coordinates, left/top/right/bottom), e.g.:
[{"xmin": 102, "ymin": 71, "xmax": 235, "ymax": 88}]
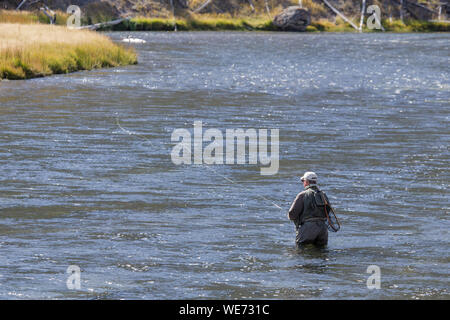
[
  {"xmin": 1, "ymin": 43, "xmax": 137, "ymax": 80},
  {"xmin": 310, "ymin": 18, "xmax": 357, "ymax": 32},
  {"xmin": 113, "ymin": 16, "xmax": 276, "ymax": 32}
]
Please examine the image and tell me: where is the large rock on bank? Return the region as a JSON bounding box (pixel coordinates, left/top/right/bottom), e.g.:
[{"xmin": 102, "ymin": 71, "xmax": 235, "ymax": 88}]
[{"xmin": 273, "ymin": 6, "xmax": 311, "ymax": 32}]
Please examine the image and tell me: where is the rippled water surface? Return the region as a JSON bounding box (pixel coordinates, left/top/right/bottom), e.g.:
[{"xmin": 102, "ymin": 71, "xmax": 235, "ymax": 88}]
[{"xmin": 0, "ymin": 32, "xmax": 449, "ymax": 299}]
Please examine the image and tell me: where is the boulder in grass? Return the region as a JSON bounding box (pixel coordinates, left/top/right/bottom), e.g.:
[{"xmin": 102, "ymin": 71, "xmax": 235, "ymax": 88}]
[{"xmin": 273, "ymin": 6, "xmax": 311, "ymax": 32}]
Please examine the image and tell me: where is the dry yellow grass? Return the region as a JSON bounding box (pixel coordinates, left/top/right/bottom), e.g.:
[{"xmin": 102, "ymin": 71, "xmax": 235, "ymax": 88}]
[
  {"xmin": 0, "ymin": 9, "xmax": 69, "ymax": 25},
  {"xmin": 0, "ymin": 9, "xmax": 40, "ymax": 24},
  {"xmin": 0, "ymin": 23, "xmax": 137, "ymax": 80},
  {"xmin": 0, "ymin": 23, "xmax": 116, "ymax": 49}
]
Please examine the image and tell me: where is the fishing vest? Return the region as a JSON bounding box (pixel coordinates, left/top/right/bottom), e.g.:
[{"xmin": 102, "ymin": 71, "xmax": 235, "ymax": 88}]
[{"xmin": 300, "ymin": 186, "xmax": 328, "ymax": 224}]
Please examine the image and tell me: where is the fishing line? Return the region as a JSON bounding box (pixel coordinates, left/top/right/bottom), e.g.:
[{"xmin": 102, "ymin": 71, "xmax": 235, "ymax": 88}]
[
  {"xmin": 115, "ymin": 116, "xmax": 153, "ymax": 144},
  {"xmin": 201, "ymin": 164, "xmax": 284, "ymax": 211},
  {"xmin": 115, "ymin": 116, "xmax": 284, "ymax": 211}
]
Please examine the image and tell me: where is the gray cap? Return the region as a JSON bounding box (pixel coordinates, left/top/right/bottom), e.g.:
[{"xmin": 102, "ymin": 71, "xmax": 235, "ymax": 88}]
[{"xmin": 300, "ymin": 171, "xmax": 318, "ymax": 182}]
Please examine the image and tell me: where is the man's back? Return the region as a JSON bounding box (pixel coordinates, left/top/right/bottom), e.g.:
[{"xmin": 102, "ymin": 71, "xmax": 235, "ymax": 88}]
[{"xmin": 288, "ymin": 172, "xmax": 330, "ymax": 247}]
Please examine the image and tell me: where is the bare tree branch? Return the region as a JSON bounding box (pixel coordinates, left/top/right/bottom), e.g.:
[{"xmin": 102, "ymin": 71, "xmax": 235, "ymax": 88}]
[
  {"xmin": 321, "ymin": 0, "xmax": 359, "ymax": 30},
  {"xmin": 359, "ymin": 0, "xmax": 366, "ymax": 32},
  {"xmin": 248, "ymin": 0, "xmax": 255, "ymax": 12},
  {"xmin": 265, "ymin": 0, "xmax": 272, "ymax": 18},
  {"xmin": 193, "ymin": 0, "xmax": 213, "ymax": 13}
]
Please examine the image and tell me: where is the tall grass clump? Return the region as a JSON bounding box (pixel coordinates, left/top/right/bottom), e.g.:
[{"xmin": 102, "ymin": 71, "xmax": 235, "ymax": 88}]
[
  {"xmin": 0, "ymin": 23, "xmax": 137, "ymax": 80},
  {"xmin": 310, "ymin": 17, "xmax": 357, "ymax": 32},
  {"xmin": 377, "ymin": 19, "xmax": 450, "ymax": 32},
  {"xmin": 0, "ymin": 9, "xmax": 68, "ymax": 25},
  {"xmin": 406, "ymin": 20, "xmax": 450, "ymax": 32},
  {"xmin": 0, "ymin": 9, "xmax": 39, "ymax": 24}
]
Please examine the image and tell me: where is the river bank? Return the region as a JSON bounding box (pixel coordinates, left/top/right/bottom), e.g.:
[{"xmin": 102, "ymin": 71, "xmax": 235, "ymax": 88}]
[
  {"xmin": 0, "ymin": 22, "xmax": 137, "ymax": 80},
  {"xmin": 1, "ymin": 9, "xmax": 449, "ymax": 32},
  {"xmin": 107, "ymin": 15, "xmax": 450, "ymax": 32},
  {"xmin": 1, "ymin": 7, "xmax": 449, "ymax": 80}
]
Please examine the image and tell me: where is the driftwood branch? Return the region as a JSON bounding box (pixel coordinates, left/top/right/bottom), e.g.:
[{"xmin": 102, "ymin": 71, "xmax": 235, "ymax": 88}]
[
  {"xmin": 169, "ymin": 0, "xmax": 177, "ymax": 31},
  {"xmin": 400, "ymin": 0, "xmax": 404, "ymax": 21},
  {"xmin": 359, "ymin": 0, "xmax": 366, "ymax": 32},
  {"xmin": 321, "ymin": 0, "xmax": 359, "ymax": 30},
  {"xmin": 40, "ymin": 5, "xmax": 56, "ymax": 24},
  {"xmin": 77, "ymin": 17, "xmax": 130, "ymax": 30},
  {"xmin": 193, "ymin": 0, "xmax": 213, "ymax": 13},
  {"xmin": 239, "ymin": 0, "xmax": 254, "ymax": 13},
  {"xmin": 247, "ymin": 0, "xmax": 255, "ymax": 12},
  {"xmin": 16, "ymin": 0, "xmax": 27, "ymax": 10},
  {"xmin": 264, "ymin": 0, "xmax": 271, "ymax": 18}
]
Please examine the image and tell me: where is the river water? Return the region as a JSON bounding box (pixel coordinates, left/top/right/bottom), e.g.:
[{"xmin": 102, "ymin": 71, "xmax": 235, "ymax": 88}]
[{"xmin": 0, "ymin": 32, "xmax": 448, "ymax": 299}]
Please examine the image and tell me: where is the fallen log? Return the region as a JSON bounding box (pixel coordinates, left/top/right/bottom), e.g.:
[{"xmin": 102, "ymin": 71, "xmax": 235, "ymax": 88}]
[{"xmin": 77, "ymin": 17, "xmax": 130, "ymax": 30}]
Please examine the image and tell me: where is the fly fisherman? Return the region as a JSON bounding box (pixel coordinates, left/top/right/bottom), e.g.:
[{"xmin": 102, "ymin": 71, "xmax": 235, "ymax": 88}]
[{"xmin": 288, "ymin": 172, "xmax": 330, "ymax": 247}]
